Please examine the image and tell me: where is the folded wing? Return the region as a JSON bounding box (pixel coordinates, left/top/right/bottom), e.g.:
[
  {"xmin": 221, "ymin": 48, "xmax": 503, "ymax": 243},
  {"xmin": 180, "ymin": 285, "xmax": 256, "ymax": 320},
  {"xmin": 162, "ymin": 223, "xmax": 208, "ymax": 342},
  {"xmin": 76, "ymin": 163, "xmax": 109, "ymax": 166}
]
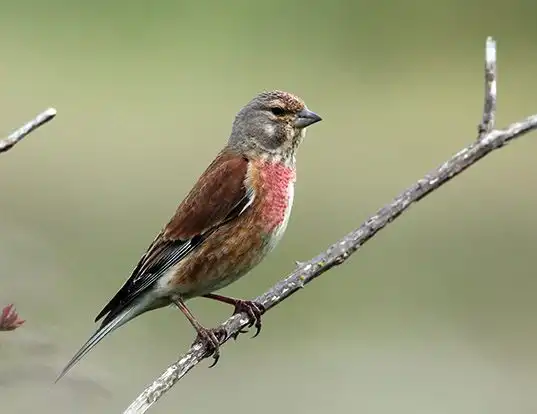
[{"xmin": 95, "ymin": 151, "xmax": 254, "ymax": 324}]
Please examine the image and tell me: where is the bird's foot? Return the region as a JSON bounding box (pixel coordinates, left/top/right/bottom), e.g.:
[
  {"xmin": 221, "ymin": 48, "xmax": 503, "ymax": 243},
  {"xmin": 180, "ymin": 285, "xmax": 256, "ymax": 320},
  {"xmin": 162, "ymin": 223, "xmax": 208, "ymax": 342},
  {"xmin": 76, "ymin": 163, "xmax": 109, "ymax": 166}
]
[
  {"xmin": 201, "ymin": 294, "xmax": 265, "ymax": 340},
  {"xmin": 233, "ymin": 300, "xmax": 265, "ymax": 338},
  {"xmin": 192, "ymin": 326, "xmax": 226, "ymax": 368}
]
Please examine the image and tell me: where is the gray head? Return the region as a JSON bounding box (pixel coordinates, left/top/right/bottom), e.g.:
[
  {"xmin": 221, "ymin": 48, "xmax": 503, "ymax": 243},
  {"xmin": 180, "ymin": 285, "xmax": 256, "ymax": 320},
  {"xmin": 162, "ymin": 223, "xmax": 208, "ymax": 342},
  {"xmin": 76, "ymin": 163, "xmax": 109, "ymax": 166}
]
[{"xmin": 228, "ymin": 90, "xmax": 322, "ymax": 164}]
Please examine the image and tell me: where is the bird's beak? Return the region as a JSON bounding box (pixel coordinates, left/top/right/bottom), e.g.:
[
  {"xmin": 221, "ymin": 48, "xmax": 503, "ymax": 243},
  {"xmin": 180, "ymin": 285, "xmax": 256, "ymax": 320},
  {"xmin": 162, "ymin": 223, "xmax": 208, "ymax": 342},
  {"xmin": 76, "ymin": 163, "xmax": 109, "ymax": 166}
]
[{"xmin": 294, "ymin": 109, "xmax": 322, "ymax": 128}]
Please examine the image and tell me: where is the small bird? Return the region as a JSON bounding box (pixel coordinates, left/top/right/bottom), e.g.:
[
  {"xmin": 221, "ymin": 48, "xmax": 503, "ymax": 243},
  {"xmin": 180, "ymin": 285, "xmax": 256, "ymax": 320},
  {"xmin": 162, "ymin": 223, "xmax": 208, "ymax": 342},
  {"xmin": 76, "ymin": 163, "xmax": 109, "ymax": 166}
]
[{"xmin": 57, "ymin": 90, "xmax": 321, "ymax": 381}]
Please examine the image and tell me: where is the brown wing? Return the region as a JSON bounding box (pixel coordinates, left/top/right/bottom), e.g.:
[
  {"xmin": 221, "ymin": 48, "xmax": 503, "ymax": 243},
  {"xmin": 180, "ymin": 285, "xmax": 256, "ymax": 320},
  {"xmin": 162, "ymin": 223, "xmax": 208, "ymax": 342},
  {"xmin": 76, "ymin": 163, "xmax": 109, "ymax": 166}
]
[{"xmin": 95, "ymin": 151, "xmax": 253, "ymax": 323}]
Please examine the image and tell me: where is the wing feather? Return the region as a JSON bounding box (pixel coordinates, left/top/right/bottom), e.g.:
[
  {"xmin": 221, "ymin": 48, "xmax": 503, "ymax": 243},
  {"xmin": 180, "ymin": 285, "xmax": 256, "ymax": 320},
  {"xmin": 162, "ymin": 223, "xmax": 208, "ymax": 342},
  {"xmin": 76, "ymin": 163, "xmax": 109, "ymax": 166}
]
[{"xmin": 95, "ymin": 151, "xmax": 252, "ymax": 322}]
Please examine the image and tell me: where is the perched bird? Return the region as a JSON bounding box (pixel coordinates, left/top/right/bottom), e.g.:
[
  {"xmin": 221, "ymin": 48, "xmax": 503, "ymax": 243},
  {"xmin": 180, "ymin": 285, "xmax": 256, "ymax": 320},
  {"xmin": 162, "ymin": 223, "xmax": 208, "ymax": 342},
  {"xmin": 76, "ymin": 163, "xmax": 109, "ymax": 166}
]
[{"xmin": 56, "ymin": 90, "xmax": 322, "ymax": 381}]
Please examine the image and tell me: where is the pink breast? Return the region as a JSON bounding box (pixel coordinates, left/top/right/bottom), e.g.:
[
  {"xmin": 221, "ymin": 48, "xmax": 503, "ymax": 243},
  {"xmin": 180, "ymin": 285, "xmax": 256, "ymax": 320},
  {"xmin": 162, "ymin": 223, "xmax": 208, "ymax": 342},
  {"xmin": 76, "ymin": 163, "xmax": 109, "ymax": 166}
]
[{"xmin": 257, "ymin": 162, "xmax": 295, "ymax": 233}]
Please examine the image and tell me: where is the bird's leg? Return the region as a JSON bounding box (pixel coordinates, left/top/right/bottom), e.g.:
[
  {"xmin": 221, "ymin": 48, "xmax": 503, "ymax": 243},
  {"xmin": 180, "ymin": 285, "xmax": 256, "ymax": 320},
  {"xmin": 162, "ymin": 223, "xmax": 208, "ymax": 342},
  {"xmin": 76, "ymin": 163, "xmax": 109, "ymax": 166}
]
[
  {"xmin": 172, "ymin": 296, "xmax": 225, "ymax": 367},
  {"xmin": 202, "ymin": 293, "xmax": 265, "ymax": 338}
]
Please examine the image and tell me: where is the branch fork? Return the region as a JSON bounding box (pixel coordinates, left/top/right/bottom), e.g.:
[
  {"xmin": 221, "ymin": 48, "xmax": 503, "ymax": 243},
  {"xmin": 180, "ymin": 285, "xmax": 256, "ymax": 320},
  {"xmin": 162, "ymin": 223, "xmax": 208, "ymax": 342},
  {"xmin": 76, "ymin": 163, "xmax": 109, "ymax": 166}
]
[{"xmin": 124, "ymin": 37, "xmax": 537, "ymax": 413}]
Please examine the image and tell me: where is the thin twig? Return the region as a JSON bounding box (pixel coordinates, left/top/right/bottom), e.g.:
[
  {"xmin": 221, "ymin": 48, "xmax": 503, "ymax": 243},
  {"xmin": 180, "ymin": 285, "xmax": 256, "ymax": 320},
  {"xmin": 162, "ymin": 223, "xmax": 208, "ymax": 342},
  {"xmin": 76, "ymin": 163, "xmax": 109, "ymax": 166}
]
[
  {"xmin": 0, "ymin": 108, "xmax": 57, "ymax": 154},
  {"xmin": 478, "ymin": 37, "xmax": 497, "ymax": 137},
  {"xmin": 125, "ymin": 38, "xmax": 537, "ymax": 413}
]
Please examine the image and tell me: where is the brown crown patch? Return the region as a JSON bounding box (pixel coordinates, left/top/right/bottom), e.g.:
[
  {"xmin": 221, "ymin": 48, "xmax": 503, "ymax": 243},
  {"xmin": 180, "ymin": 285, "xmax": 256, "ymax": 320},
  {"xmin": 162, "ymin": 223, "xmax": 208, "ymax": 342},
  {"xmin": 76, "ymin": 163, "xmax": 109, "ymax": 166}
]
[{"xmin": 257, "ymin": 90, "xmax": 305, "ymax": 113}]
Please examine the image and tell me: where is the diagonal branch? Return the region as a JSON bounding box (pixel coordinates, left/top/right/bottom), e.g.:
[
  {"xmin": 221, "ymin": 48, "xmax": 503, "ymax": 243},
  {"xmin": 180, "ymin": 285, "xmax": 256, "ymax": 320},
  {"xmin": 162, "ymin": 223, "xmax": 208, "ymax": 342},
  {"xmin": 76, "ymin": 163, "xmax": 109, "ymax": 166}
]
[
  {"xmin": 0, "ymin": 108, "xmax": 57, "ymax": 154},
  {"xmin": 124, "ymin": 37, "xmax": 537, "ymax": 413}
]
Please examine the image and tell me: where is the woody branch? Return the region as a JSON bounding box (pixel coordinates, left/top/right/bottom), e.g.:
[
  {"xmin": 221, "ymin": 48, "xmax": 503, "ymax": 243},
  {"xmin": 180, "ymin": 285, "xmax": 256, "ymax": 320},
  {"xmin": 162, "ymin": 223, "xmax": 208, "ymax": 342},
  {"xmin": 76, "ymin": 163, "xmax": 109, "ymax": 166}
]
[
  {"xmin": 0, "ymin": 108, "xmax": 56, "ymax": 154},
  {"xmin": 0, "ymin": 107, "xmax": 57, "ymax": 330},
  {"xmin": 125, "ymin": 37, "xmax": 537, "ymax": 413}
]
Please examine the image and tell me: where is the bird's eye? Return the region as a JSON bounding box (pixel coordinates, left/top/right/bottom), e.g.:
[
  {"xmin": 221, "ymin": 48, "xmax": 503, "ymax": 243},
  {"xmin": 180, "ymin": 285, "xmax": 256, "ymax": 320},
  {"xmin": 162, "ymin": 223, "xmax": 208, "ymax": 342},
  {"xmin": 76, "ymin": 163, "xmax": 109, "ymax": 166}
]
[{"xmin": 270, "ymin": 107, "xmax": 285, "ymax": 116}]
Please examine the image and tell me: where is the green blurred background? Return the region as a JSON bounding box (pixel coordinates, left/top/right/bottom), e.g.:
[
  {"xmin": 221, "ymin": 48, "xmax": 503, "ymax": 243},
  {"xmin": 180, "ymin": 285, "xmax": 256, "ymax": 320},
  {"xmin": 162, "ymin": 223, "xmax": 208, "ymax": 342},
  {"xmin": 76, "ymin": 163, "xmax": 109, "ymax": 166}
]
[{"xmin": 1, "ymin": 1, "xmax": 537, "ymax": 413}]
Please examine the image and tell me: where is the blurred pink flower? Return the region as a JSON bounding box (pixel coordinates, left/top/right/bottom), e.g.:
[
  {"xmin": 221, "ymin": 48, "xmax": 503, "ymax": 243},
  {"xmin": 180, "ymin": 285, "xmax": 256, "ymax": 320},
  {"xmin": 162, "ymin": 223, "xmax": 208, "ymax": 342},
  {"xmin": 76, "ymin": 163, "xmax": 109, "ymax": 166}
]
[{"xmin": 0, "ymin": 304, "xmax": 25, "ymax": 331}]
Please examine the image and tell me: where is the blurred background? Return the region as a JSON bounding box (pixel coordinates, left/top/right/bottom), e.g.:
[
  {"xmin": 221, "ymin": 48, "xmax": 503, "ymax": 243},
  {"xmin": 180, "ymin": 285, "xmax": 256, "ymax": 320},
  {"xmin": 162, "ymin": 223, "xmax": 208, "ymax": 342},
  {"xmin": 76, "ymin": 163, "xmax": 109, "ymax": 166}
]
[{"xmin": 1, "ymin": 1, "xmax": 537, "ymax": 413}]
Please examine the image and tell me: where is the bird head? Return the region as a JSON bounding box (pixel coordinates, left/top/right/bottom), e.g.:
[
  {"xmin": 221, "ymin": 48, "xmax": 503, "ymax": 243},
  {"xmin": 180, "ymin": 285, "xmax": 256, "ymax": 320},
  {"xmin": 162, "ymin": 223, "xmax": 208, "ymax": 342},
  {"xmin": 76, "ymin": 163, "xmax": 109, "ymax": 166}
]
[{"xmin": 229, "ymin": 90, "xmax": 322, "ymax": 164}]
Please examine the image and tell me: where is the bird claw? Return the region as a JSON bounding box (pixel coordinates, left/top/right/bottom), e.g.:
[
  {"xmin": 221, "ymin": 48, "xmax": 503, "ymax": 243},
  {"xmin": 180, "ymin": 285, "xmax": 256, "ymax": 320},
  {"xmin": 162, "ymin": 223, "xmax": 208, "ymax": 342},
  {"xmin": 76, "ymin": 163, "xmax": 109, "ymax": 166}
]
[
  {"xmin": 231, "ymin": 328, "xmax": 248, "ymax": 341},
  {"xmin": 233, "ymin": 300, "xmax": 265, "ymax": 338},
  {"xmin": 192, "ymin": 327, "xmax": 226, "ymax": 368}
]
